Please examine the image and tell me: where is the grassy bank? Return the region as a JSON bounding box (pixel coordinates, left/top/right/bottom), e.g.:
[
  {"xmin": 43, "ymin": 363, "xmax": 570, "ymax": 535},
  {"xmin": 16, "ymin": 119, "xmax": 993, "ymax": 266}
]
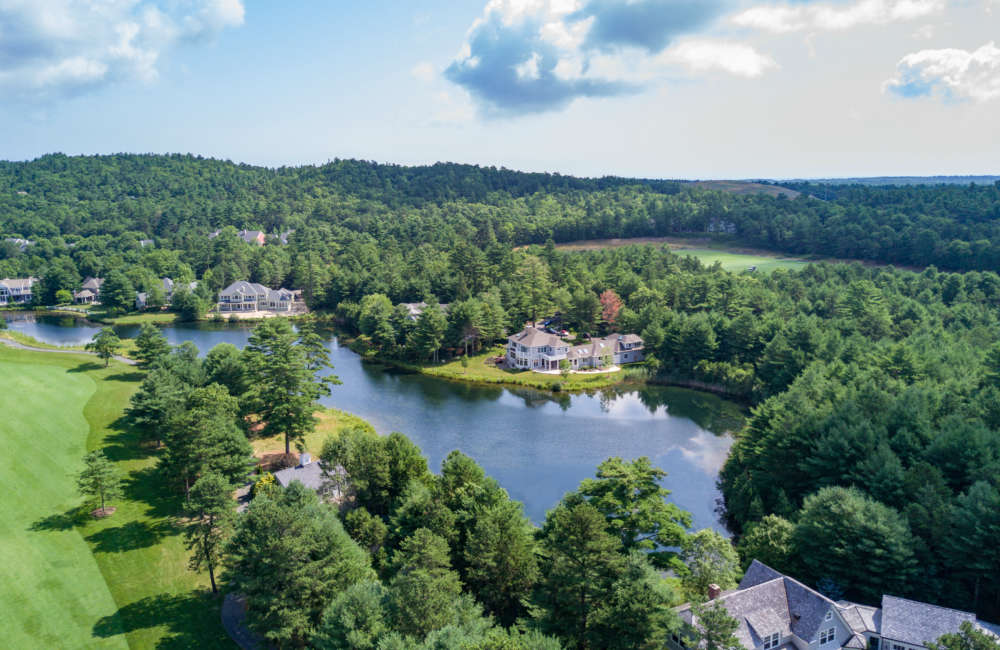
[
  {"xmin": 387, "ymin": 345, "xmax": 627, "ymax": 392},
  {"xmin": 0, "ymin": 346, "xmax": 232, "ymax": 648},
  {"xmin": 0, "ymin": 329, "xmax": 138, "ymax": 358},
  {"xmin": 250, "ymin": 407, "xmax": 376, "ymax": 458}
]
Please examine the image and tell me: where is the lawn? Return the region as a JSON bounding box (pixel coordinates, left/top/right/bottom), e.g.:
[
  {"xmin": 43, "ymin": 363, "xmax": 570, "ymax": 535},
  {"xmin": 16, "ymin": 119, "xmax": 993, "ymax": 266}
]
[
  {"xmin": 250, "ymin": 407, "xmax": 376, "ymax": 458},
  {"xmin": 0, "ymin": 346, "xmax": 232, "ymax": 648},
  {"xmin": 415, "ymin": 345, "xmax": 627, "ymax": 391},
  {"xmin": 673, "ymin": 248, "xmax": 809, "ymax": 273}
]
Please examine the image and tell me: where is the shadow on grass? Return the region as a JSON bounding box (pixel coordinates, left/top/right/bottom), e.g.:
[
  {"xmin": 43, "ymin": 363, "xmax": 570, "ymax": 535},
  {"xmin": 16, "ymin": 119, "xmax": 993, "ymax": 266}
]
[
  {"xmin": 124, "ymin": 466, "xmax": 185, "ymax": 520},
  {"xmin": 68, "ymin": 361, "xmax": 104, "ymax": 373},
  {"xmin": 86, "ymin": 519, "xmax": 178, "ymax": 553},
  {"xmin": 92, "ymin": 590, "xmax": 227, "ymax": 648},
  {"xmin": 29, "ymin": 505, "xmax": 89, "ymax": 532},
  {"xmin": 102, "ymin": 415, "xmax": 159, "ymax": 462},
  {"xmin": 106, "ymin": 371, "xmax": 145, "ymax": 383}
]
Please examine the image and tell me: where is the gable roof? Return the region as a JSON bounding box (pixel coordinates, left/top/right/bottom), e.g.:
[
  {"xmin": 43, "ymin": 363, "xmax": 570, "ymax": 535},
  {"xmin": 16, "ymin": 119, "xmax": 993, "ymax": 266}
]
[
  {"xmin": 509, "ymin": 326, "xmax": 564, "ymax": 349},
  {"xmin": 741, "ymin": 559, "xmax": 784, "ymax": 588},
  {"xmin": 220, "ymin": 280, "xmax": 268, "ymax": 296},
  {"xmin": 881, "ymin": 596, "xmax": 978, "ymax": 647},
  {"xmin": 273, "ymin": 461, "xmax": 327, "ymax": 491},
  {"xmin": 0, "ymin": 277, "xmax": 36, "ymax": 290}
]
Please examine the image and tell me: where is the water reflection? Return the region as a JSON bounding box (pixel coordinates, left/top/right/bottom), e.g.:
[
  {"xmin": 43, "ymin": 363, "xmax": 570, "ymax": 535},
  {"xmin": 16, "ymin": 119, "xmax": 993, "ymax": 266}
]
[{"xmin": 4, "ymin": 312, "xmax": 743, "ymax": 530}]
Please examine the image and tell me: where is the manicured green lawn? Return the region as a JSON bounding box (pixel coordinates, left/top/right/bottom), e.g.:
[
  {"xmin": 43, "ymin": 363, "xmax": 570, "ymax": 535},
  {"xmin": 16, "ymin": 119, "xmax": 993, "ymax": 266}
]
[
  {"xmin": 672, "ymin": 248, "xmax": 809, "ymax": 273},
  {"xmin": 0, "ymin": 347, "xmax": 233, "ymax": 649},
  {"xmin": 416, "ymin": 345, "xmax": 627, "ymax": 391},
  {"xmin": 0, "ymin": 354, "xmax": 125, "ymax": 649}
]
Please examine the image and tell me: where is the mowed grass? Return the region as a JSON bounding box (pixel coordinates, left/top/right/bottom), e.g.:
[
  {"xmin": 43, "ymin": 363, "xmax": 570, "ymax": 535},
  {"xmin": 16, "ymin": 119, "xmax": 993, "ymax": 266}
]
[
  {"xmin": 0, "ymin": 347, "xmax": 233, "ymax": 649},
  {"xmin": 0, "ymin": 354, "xmax": 125, "ymax": 649},
  {"xmin": 674, "ymin": 248, "xmax": 809, "ymax": 273},
  {"xmin": 415, "ymin": 345, "xmax": 626, "ymax": 391},
  {"xmin": 251, "ymin": 407, "xmax": 376, "ymax": 457}
]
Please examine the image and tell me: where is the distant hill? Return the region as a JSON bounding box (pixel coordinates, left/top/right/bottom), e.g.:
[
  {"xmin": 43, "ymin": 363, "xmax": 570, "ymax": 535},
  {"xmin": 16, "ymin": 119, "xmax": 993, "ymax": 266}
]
[
  {"xmin": 689, "ymin": 180, "xmax": 801, "ymax": 199},
  {"xmin": 785, "ymin": 176, "xmax": 1000, "ymax": 186}
]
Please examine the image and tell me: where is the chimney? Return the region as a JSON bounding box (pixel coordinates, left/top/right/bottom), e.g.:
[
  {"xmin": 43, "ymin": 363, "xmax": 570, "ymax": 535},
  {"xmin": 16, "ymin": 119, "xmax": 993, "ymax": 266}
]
[
  {"xmin": 300, "ymin": 452, "xmax": 311, "ymax": 466},
  {"xmin": 708, "ymin": 584, "xmax": 722, "ymax": 600}
]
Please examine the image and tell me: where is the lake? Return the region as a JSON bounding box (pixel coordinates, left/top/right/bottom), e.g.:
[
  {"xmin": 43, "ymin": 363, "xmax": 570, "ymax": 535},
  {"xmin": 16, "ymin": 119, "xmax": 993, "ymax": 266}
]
[{"xmin": 3, "ymin": 312, "xmax": 744, "ymax": 529}]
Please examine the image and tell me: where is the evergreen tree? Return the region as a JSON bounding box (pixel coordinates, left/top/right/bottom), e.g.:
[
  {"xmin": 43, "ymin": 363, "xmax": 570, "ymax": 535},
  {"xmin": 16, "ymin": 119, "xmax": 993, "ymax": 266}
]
[
  {"xmin": 243, "ymin": 318, "xmax": 335, "ymax": 454},
  {"xmin": 578, "ymin": 456, "xmax": 691, "ymax": 566},
  {"xmin": 689, "ymin": 602, "xmax": 743, "ymax": 650},
  {"xmin": 386, "ymin": 528, "xmax": 463, "ymax": 640},
  {"xmin": 133, "ymin": 323, "xmax": 169, "ymax": 367},
  {"xmin": 223, "ymin": 483, "xmax": 374, "ymax": 647},
  {"xmin": 464, "ymin": 499, "xmax": 539, "ymax": 626},
  {"xmin": 184, "ymin": 472, "xmax": 234, "ymax": 594},
  {"xmin": 77, "ymin": 450, "xmax": 123, "ymax": 516},
  {"xmin": 99, "ymin": 269, "xmax": 135, "ymax": 313},
  {"xmin": 313, "ymin": 581, "xmax": 390, "ymax": 650}
]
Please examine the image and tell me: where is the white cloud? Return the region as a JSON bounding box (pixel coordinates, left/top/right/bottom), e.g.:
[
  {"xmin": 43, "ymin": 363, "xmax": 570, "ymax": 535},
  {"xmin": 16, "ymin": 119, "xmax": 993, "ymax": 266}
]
[
  {"xmin": 661, "ymin": 39, "xmax": 778, "ymax": 78},
  {"xmin": 884, "ymin": 41, "xmax": 1000, "ymax": 102},
  {"xmin": 0, "ymin": 0, "xmax": 245, "ymax": 102},
  {"xmin": 447, "ymin": 0, "xmax": 770, "ymax": 115},
  {"xmin": 411, "ymin": 61, "xmax": 436, "ymax": 82},
  {"xmin": 732, "ymin": 0, "xmax": 946, "ymax": 33}
]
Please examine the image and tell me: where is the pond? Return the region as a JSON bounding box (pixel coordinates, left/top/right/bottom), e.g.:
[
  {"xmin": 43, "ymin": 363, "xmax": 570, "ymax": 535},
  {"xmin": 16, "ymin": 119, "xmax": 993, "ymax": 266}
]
[{"xmin": 3, "ymin": 312, "xmax": 744, "ymax": 529}]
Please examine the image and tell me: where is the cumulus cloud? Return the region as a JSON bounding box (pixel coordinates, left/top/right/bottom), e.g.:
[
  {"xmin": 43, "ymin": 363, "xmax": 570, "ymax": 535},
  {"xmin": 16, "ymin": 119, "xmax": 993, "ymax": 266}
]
[
  {"xmin": 731, "ymin": 0, "xmax": 946, "ymax": 33},
  {"xmin": 0, "ymin": 0, "xmax": 244, "ymax": 102},
  {"xmin": 446, "ymin": 0, "xmax": 771, "ymax": 116},
  {"xmin": 884, "ymin": 41, "xmax": 1000, "ymax": 102}
]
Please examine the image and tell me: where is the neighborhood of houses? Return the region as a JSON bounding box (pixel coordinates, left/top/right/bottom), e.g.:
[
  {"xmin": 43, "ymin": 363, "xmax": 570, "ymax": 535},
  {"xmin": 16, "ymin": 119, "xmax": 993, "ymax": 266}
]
[
  {"xmin": 671, "ymin": 560, "xmax": 1000, "ymax": 650},
  {"xmin": 506, "ymin": 324, "xmax": 644, "ymax": 372}
]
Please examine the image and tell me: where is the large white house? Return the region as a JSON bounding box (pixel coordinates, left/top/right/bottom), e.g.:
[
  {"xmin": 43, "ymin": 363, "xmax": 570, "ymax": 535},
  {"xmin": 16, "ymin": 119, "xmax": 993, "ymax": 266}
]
[
  {"xmin": 0, "ymin": 277, "xmax": 37, "ymax": 304},
  {"xmin": 217, "ymin": 281, "xmax": 304, "ymax": 313},
  {"xmin": 671, "ymin": 561, "xmax": 1000, "ymax": 650},
  {"xmin": 506, "ymin": 326, "xmax": 644, "ymax": 371}
]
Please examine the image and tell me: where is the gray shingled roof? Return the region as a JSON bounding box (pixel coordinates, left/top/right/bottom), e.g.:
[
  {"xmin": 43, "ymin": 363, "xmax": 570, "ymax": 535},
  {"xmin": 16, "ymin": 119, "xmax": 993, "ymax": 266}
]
[
  {"xmin": 273, "ymin": 461, "xmax": 328, "ymax": 491},
  {"xmin": 740, "ymin": 559, "xmax": 784, "ymax": 589},
  {"xmin": 509, "ymin": 326, "xmax": 564, "ymax": 349},
  {"xmin": 881, "ymin": 595, "xmax": 977, "ymax": 647}
]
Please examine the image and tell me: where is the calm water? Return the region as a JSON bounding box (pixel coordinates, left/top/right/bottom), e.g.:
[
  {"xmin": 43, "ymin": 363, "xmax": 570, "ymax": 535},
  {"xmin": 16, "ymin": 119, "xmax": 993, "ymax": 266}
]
[{"xmin": 4, "ymin": 312, "xmax": 744, "ymax": 529}]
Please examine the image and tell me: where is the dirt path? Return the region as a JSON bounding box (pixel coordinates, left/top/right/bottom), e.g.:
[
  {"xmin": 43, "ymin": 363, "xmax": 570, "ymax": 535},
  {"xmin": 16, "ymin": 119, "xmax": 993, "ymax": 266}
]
[{"xmin": 0, "ymin": 336, "xmax": 136, "ymax": 365}]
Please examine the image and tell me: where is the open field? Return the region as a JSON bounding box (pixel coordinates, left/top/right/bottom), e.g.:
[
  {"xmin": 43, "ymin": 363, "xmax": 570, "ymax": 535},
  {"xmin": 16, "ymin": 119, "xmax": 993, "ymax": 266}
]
[
  {"xmin": 544, "ymin": 237, "xmax": 811, "ymax": 272},
  {"xmin": 674, "ymin": 249, "xmax": 809, "ymax": 272},
  {"xmin": 0, "ymin": 346, "xmax": 232, "ymax": 649},
  {"xmin": 690, "ymin": 180, "xmax": 802, "ymax": 199}
]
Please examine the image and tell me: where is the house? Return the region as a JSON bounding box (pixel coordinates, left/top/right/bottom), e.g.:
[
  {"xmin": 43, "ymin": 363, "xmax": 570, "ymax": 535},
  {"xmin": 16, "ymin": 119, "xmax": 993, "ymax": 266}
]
[
  {"xmin": 670, "ymin": 560, "xmax": 1000, "ymax": 650},
  {"xmin": 273, "ymin": 454, "xmax": 343, "ymax": 502},
  {"xmin": 506, "ymin": 326, "xmax": 644, "ymax": 371},
  {"xmin": 208, "ymin": 229, "xmax": 267, "ymax": 246},
  {"xmin": 138, "ymin": 239, "xmax": 154, "ymax": 248},
  {"xmin": 4, "ymin": 238, "xmax": 33, "ymax": 252},
  {"xmin": 135, "ymin": 278, "xmax": 197, "ymax": 309},
  {"xmin": 74, "ymin": 277, "xmax": 103, "ymax": 304},
  {"xmin": 0, "ymin": 277, "xmax": 37, "ymax": 304},
  {"xmin": 217, "ymin": 280, "xmax": 305, "ymax": 313},
  {"xmin": 399, "ymin": 301, "xmax": 451, "ymax": 321}
]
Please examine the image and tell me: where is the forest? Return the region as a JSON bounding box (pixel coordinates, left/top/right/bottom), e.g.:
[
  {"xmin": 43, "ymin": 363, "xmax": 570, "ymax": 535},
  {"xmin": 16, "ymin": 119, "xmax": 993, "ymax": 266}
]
[{"xmin": 2, "ymin": 154, "xmax": 1000, "ymax": 634}]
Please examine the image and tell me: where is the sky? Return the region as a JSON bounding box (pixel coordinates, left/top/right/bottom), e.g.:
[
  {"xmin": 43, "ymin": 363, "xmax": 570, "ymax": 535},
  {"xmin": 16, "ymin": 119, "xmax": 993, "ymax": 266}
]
[{"xmin": 0, "ymin": 0, "xmax": 998, "ymax": 179}]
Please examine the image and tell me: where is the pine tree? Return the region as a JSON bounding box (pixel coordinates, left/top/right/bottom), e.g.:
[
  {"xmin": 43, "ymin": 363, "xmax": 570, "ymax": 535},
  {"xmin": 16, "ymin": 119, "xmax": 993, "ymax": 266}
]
[
  {"xmin": 77, "ymin": 450, "xmax": 123, "ymax": 516},
  {"xmin": 185, "ymin": 472, "xmax": 234, "ymax": 594}
]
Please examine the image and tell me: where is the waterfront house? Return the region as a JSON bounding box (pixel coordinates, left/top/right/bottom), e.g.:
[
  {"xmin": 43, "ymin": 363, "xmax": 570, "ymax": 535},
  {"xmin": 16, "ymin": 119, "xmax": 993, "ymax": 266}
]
[
  {"xmin": 273, "ymin": 454, "xmax": 343, "ymax": 503},
  {"xmin": 217, "ymin": 280, "xmax": 304, "ymax": 313},
  {"xmin": 0, "ymin": 277, "xmax": 37, "ymax": 304},
  {"xmin": 74, "ymin": 277, "xmax": 103, "ymax": 304},
  {"xmin": 506, "ymin": 326, "xmax": 644, "ymax": 371},
  {"xmin": 670, "ymin": 561, "xmax": 1000, "ymax": 650},
  {"xmin": 135, "ymin": 278, "xmax": 198, "ymax": 309}
]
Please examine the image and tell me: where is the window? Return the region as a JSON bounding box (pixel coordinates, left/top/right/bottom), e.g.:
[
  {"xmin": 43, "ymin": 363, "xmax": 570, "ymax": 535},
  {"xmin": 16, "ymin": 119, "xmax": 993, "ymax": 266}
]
[
  {"xmin": 820, "ymin": 628, "xmax": 836, "ymax": 645},
  {"xmin": 763, "ymin": 633, "xmax": 781, "ymax": 649},
  {"xmin": 826, "ymin": 611, "xmax": 833, "ymax": 621},
  {"xmin": 893, "ymin": 644, "xmax": 906, "ymax": 650}
]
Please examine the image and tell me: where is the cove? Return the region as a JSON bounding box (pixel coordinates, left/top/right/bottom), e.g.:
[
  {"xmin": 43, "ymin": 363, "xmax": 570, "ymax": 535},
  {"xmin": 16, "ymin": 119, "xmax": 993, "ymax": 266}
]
[{"xmin": 4, "ymin": 312, "xmax": 744, "ymax": 530}]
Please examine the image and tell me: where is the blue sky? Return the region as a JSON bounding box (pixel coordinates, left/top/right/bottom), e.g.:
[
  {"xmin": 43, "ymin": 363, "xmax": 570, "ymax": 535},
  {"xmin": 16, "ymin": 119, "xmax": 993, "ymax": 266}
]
[{"xmin": 0, "ymin": 0, "xmax": 998, "ymax": 178}]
